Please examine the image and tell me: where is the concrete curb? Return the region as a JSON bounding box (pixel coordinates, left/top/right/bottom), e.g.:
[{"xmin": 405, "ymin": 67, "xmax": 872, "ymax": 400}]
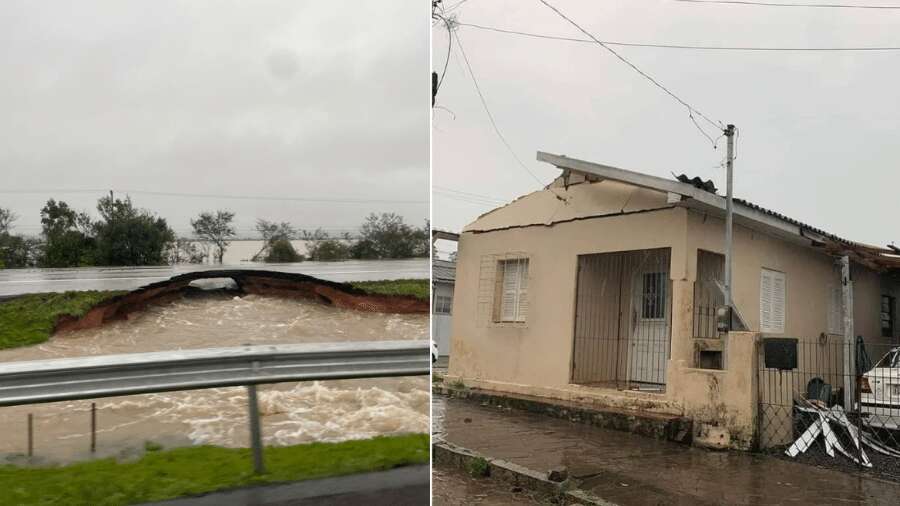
[
  {"xmin": 434, "ymin": 384, "xmax": 692, "ymax": 444},
  {"xmin": 433, "ymin": 440, "xmax": 618, "ymax": 506}
]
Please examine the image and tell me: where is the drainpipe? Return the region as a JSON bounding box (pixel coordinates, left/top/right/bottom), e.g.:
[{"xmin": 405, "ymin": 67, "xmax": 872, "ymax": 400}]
[{"xmin": 841, "ymin": 255, "xmax": 855, "ymax": 409}]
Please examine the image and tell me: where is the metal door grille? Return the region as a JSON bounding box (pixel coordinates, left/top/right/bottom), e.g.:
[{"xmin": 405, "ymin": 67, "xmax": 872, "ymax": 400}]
[
  {"xmin": 694, "ymin": 250, "xmax": 725, "ymax": 339},
  {"xmin": 571, "ymin": 248, "xmax": 672, "ymax": 389}
]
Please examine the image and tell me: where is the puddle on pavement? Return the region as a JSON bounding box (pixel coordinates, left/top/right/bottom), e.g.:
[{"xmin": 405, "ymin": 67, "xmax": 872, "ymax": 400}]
[
  {"xmin": 432, "ymin": 466, "xmax": 549, "ymax": 506},
  {"xmin": 435, "ymin": 396, "xmax": 900, "ymax": 506},
  {"xmin": 0, "ymin": 292, "xmax": 428, "ymax": 464}
]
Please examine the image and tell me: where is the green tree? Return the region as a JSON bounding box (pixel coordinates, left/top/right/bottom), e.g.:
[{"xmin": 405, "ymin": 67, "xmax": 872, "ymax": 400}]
[
  {"xmin": 0, "ymin": 208, "xmax": 16, "ymax": 236},
  {"xmin": 354, "ymin": 213, "xmax": 428, "ymax": 259},
  {"xmin": 0, "ymin": 235, "xmax": 42, "ymax": 268},
  {"xmin": 92, "ymin": 196, "xmax": 175, "ymax": 266},
  {"xmin": 302, "ymin": 228, "xmax": 350, "ymax": 261},
  {"xmin": 167, "ymin": 238, "xmax": 205, "ymax": 264},
  {"xmin": 190, "ymin": 211, "xmax": 236, "ymax": 264},
  {"xmin": 40, "ymin": 199, "xmax": 94, "ymax": 267},
  {"xmin": 265, "ymin": 239, "xmax": 304, "ymax": 262},
  {"xmin": 253, "ymin": 219, "xmax": 297, "ymax": 262}
]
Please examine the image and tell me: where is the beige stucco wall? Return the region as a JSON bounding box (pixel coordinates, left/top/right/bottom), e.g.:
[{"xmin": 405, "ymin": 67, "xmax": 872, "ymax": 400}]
[
  {"xmin": 449, "ymin": 205, "xmax": 689, "ymax": 389},
  {"xmin": 464, "ymin": 179, "xmax": 673, "ymax": 233},
  {"xmin": 668, "ymin": 331, "xmax": 759, "ymax": 450}
]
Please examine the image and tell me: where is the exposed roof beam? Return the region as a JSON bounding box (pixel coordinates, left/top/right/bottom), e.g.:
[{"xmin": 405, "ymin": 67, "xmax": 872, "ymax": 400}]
[{"xmin": 537, "ymin": 152, "xmax": 722, "ymax": 209}]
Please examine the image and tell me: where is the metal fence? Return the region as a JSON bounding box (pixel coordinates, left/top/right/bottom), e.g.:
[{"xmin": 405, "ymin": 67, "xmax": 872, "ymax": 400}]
[
  {"xmin": 571, "ymin": 248, "xmax": 671, "ymax": 390},
  {"xmin": 758, "ymin": 337, "xmax": 900, "ymax": 470}
]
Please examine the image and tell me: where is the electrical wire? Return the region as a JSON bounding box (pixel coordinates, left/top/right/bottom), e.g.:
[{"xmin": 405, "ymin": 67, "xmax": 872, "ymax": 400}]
[
  {"xmin": 434, "ymin": 190, "xmax": 506, "ymax": 207},
  {"xmin": 0, "ymin": 188, "xmax": 426, "ymax": 205},
  {"xmin": 433, "ymin": 185, "xmax": 511, "ymax": 204},
  {"xmin": 457, "ymin": 21, "xmax": 900, "ymax": 51},
  {"xmin": 675, "ymin": 0, "xmax": 900, "ymax": 9},
  {"xmin": 453, "ymin": 30, "xmax": 556, "ymax": 190},
  {"xmin": 433, "ymin": 14, "xmax": 454, "ymax": 97},
  {"xmin": 536, "ymin": 0, "xmax": 724, "ymax": 142}
]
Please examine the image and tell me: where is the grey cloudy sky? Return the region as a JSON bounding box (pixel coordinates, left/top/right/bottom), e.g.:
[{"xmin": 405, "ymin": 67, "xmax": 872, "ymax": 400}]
[
  {"xmin": 432, "ymin": 0, "xmax": 900, "ymax": 251},
  {"xmin": 1, "ymin": 0, "xmax": 429, "ymax": 237}
]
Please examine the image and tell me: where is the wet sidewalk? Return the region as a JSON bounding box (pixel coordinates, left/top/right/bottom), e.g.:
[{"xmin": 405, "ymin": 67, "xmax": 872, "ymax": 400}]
[{"xmin": 434, "ymin": 396, "xmax": 900, "ymax": 505}]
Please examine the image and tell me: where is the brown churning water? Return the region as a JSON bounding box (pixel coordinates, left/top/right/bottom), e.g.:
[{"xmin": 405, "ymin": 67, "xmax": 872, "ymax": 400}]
[{"xmin": 0, "ymin": 292, "xmax": 428, "ymax": 463}]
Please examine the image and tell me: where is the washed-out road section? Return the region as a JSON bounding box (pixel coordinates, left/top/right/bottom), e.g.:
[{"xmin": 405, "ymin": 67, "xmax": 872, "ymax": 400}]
[{"xmin": 0, "ymin": 258, "xmax": 427, "ymax": 296}]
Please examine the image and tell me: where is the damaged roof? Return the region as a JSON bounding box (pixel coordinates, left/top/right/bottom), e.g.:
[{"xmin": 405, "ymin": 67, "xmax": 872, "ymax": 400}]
[{"xmin": 539, "ymin": 152, "xmax": 900, "ymax": 272}]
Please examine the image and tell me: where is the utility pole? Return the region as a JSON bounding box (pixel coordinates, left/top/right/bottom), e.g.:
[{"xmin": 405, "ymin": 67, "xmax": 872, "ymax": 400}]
[
  {"xmin": 841, "ymin": 255, "xmax": 855, "ymax": 409},
  {"xmin": 724, "ymin": 124, "xmax": 736, "ymax": 315}
]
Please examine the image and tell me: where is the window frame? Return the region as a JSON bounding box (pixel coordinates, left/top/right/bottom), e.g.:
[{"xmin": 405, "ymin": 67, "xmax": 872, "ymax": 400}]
[
  {"xmin": 494, "ymin": 257, "xmax": 529, "ymax": 323},
  {"xmin": 434, "ymin": 294, "xmax": 452, "ymax": 315}
]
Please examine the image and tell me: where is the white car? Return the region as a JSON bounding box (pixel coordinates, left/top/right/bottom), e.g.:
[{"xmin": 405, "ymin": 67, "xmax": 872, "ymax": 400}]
[{"xmin": 860, "ymin": 347, "xmax": 900, "ymax": 429}]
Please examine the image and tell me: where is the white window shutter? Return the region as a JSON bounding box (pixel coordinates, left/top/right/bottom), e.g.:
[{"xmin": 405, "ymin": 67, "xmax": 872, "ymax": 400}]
[
  {"xmin": 517, "ymin": 260, "xmax": 529, "ymax": 321},
  {"xmin": 760, "ymin": 269, "xmax": 785, "ymax": 334},
  {"xmin": 760, "ymin": 270, "xmax": 772, "ymax": 332},
  {"xmin": 501, "ymin": 261, "xmax": 518, "ymax": 321},
  {"xmin": 772, "ymin": 272, "xmax": 785, "ymax": 333},
  {"xmin": 828, "ymin": 285, "xmax": 843, "ymax": 335}
]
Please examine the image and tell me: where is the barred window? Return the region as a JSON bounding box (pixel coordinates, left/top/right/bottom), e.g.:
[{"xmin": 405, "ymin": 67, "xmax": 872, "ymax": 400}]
[{"xmin": 434, "ymin": 295, "xmax": 452, "ymax": 314}]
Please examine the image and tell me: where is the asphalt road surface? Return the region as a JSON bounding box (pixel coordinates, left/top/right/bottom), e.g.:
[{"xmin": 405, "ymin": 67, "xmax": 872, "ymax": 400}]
[
  {"xmin": 141, "ymin": 465, "xmax": 429, "ymax": 506},
  {"xmin": 0, "ymin": 259, "xmax": 428, "ymax": 296}
]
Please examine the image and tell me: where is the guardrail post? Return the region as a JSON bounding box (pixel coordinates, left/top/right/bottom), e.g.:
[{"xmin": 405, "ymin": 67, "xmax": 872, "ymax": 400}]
[
  {"xmin": 91, "ymin": 402, "xmax": 97, "ymax": 453},
  {"xmin": 246, "ymin": 384, "xmax": 265, "ymax": 474},
  {"xmin": 27, "ymin": 413, "xmax": 33, "ymax": 457}
]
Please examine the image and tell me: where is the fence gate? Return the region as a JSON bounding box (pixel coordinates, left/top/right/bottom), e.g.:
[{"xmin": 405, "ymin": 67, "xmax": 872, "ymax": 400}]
[{"xmin": 571, "ymin": 248, "xmax": 671, "ymax": 390}]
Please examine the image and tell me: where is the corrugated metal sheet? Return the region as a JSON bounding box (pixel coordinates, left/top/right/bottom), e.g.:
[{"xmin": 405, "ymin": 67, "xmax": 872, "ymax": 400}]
[{"xmin": 433, "ymin": 259, "xmax": 456, "ymax": 283}]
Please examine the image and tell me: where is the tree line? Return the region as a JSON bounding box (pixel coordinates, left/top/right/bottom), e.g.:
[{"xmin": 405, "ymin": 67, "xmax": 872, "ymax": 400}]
[{"xmin": 0, "ymin": 197, "xmax": 428, "ymax": 268}]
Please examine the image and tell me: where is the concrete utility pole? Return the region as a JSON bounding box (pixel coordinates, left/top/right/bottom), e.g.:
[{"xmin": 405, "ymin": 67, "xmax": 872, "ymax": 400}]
[
  {"xmin": 841, "ymin": 255, "xmax": 855, "ymax": 409},
  {"xmin": 724, "ymin": 124, "xmax": 736, "ymax": 314}
]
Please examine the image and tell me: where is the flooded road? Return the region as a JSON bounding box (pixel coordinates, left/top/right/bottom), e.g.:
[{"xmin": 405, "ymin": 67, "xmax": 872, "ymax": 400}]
[
  {"xmin": 433, "ymin": 396, "xmax": 900, "ymax": 505},
  {"xmin": 0, "ymin": 293, "xmax": 428, "ymax": 464},
  {"xmin": 432, "ymin": 466, "xmax": 548, "ymax": 506},
  {"xmin": 0, "ymin": 258, "xmax": 428, "ymax": 296}
]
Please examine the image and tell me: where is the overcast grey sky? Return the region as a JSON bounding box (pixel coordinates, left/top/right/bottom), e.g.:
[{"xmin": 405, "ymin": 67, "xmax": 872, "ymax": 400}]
[
  {"xmin": 0, "ymin": 0, "xmax": 429, "ymax": 238},
  {"xmin": 432, "ymin": 0, "xmax": 900, "ymax": 250}
]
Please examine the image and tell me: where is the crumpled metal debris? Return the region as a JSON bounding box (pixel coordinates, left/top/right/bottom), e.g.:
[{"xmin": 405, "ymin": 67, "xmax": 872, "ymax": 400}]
[{"xmin": 785, "ymin": 400, "xmax": 873, "ymax": 467}]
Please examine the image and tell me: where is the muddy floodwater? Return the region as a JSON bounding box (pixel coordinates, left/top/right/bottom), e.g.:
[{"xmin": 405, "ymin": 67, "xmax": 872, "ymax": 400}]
[{"xmin": 0, "ymin": 292, "xmax": 428, "ymax": 464}]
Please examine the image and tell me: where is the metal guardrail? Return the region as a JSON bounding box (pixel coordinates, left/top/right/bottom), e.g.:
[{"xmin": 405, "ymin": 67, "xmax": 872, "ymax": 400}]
[
  {"xmin": 0, "ymin": 340, "xmax": 429, "ymax": 473},
  {"xmin": 0, "ymin": 340, "xmax": 428, "ymax": 406}
]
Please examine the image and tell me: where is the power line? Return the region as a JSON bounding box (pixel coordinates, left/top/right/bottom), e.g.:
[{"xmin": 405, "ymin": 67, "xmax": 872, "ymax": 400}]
[
  {"xmin": 0, "ymin": 188, "xmax": 427, "ymax": 205},
  {"xmin": 433, "ymin": 185, "xmax": 511, "ymax": 203},
  {"xmin": 458, "ymin": 21, "xmax": 900, "ymax": 51},
  {"xmin": 675, "ymin": 0, "xmax": 900, "ymax": 9},
  {"xmin": 434, "ymin": 190, "xmax": 504, "ymax": 207},
  {"xmin": 536, "ymin": 0, "xmax": 724, "ymax": 139},
  {"xmin": 452, "ymin": 30, "xmax": 553, "ymax": 189}
]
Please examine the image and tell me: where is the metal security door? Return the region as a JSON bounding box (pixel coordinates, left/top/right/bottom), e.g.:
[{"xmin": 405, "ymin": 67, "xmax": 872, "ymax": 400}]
[
  {"xmin": 628, "ymin": 262, "xmax": 670, "ymax": 385},
  {"xmin": 572, "ymin": 248, "xmax": 671, "ymax": 388}
]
